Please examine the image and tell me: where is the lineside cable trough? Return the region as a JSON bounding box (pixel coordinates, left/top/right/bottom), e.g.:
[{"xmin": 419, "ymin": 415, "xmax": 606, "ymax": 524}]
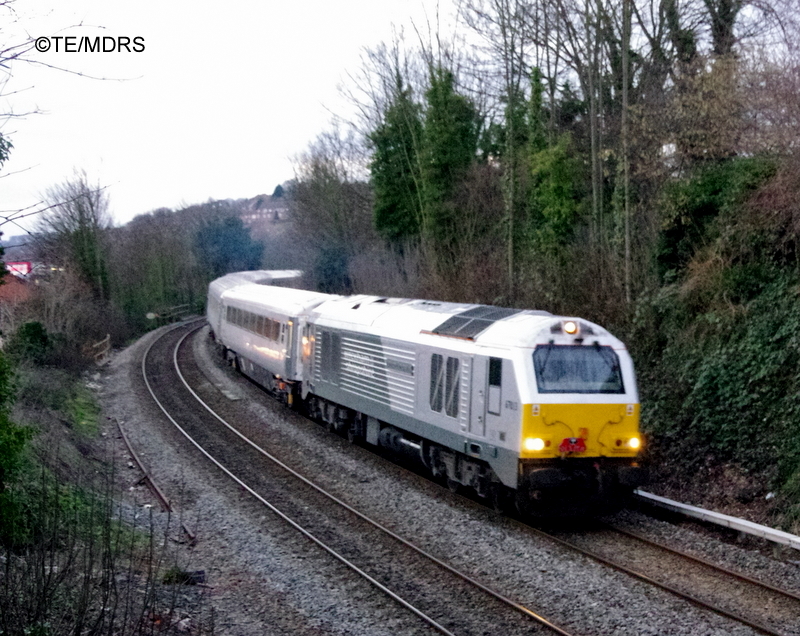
[{"xmin": 635, "ymin": 490, "xmax": 800, "ymax": 555}]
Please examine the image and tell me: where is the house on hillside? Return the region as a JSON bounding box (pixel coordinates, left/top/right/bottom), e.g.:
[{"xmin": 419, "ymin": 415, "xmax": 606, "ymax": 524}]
[{"xmin": 240, "ymin": 194, "xmax": 289, "ymax": 226}]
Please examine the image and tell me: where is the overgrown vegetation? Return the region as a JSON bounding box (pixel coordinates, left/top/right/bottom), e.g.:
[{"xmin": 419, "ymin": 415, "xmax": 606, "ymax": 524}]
[
  {"xmin": 632, "ymin": 156, "xmax": 800, "ymax": 528},
  {"xmin": 0, "ymin": 353, "xmax": 214, "ymax": 634}
]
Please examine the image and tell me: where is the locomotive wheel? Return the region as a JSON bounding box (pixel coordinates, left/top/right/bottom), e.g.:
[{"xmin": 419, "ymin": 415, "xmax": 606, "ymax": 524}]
[
  {"xmin": 348, "ymin": 414, "xmax": 367, "ymax": 444},
  {"xmin": 446, "ymin": 478, "xmax": 461, "ymax": 494}
]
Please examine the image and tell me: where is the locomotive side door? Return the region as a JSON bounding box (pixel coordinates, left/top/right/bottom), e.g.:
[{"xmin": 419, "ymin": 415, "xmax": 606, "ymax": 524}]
[{"xmin": 469, "ymin": 356, "xmax": 487, "ymax": 437}]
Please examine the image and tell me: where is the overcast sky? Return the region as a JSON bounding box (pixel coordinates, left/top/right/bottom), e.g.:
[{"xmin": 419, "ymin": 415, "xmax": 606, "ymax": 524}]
[{"xmin": 1, "ymin": 0, "xmax": 452, "ymax": 235}]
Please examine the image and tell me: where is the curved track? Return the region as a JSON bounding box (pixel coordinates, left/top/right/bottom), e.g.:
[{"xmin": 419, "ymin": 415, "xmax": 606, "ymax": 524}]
[
  {"xmin": 136, "ymin": 320, "xmax": 800, "ymax": 636},
  {"xmin": 141, "ymin": 322, "xmax": 578, "ymax": 636},
  {"xmin": 537, "ymin": 523, "xmax": 800, "ymax": 636}
]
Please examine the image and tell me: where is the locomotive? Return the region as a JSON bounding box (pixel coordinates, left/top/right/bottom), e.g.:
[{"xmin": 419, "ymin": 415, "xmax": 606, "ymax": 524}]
[{"xmin": 207, "ymin": 271, "xmax": 646, "ymax": 515}]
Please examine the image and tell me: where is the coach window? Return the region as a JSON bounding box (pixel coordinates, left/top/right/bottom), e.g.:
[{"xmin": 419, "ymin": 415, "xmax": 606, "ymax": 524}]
[
  {"xmin": 226, "ymin": 306, "xmax": 233, "ymax": 323},
  {"xmin": 488, "ymin": 357, "xmax": 502, "ymax": 415},
  {"xmin": 445, "ymin": 357, "xmax": 460, "ymax": 418},
  {"xmin": 429, "ymin": 354, "xmax": 444, "ymax": 412}
]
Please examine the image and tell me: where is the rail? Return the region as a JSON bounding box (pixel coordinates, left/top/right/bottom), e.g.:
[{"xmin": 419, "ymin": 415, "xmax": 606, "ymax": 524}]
[
  {"xmin": 146, "ymin": 304, "xmax": 195, "ymax": 326},
  {"xmin": 112, "ymin": 414, "xmax": 197, "ymax": 545}
]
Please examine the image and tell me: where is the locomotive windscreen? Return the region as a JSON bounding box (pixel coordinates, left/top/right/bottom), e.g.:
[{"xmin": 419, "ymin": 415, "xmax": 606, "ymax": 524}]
[{"xmin": 533, "ymin": 345, "xmax": 625, "ymax": 394}]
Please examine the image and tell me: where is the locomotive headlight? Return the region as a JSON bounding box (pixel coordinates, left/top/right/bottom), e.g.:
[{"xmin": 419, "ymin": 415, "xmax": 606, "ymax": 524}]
[
  {"xmin": 628, "ymin": 436, "xmax": 641, "ymax": 450},
  {"xmin": 563, "ymin": 320, "xmax": 578, "ymax": 335},
  {"xmin": 524, "ymin": 437, "xmax": 546, "ymax": 452}
]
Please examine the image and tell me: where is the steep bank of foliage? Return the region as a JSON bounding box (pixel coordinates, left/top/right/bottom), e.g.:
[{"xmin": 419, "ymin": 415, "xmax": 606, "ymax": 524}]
[
  {"xmin": 0, "ymin": 345, "xmax": 211, "ymax": 634},
  {"xmin": 631, "ymin": 156, "xmax": 800, "ymax": 524}
]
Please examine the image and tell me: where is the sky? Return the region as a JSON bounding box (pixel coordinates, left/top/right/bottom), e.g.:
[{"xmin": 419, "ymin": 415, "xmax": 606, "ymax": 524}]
[{"xmin": 1, "ymin": 0, "xmax": 452, "ymax": 236}]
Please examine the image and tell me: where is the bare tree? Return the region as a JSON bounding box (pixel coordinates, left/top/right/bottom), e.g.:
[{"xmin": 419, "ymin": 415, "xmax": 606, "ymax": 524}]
[
  {"xmin": 36, "ymin": 169, "xmax": 112, "ymax": 301},
  {"xmin": 461, "ymin": 0, "xmax": 534, "ymax": 301},
  {"xmin": 290, "ymin": 128, "xmax": 378, "ymax": 292}
]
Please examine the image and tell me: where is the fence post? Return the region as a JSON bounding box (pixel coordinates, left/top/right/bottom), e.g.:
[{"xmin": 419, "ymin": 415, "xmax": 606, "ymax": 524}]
[{"xmin": 92, "ymin": 334, "xmax": 111, "ymax": 366}]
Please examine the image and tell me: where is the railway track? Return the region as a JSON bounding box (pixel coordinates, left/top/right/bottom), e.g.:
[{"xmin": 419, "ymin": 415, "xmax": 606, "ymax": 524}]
[
  {"xmin": 141, "ymin": 321, "xmax": 578, "ymax": 636},
  {"xmin": 537, "ymin": 522, "xmax": 800, "ymax": 636},
  {"xmin": 133, "ymin": 320, "xmax": 800, "ymax": 636}
]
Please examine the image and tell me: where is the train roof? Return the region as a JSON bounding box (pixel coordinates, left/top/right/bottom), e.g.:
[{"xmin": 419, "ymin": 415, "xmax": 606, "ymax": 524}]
[
  {"xmin": 210, "ymin": 271, "xmax": 621, "ymax": 350},
  {"xmin": 310, "ymin": 294, "xmax": 616, "ymax": 350},
  {"xmin": 223, "ymin": 283, "xmax": 335, "ymax": 315},
  {"xmin": 209, "ymin": 270, "xmax": 303, "ymax": 293}
]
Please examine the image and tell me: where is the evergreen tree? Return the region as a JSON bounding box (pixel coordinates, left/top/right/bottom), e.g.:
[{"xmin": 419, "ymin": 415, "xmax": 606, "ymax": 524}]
[
  {"xmin": 529, "ymin": 133, "xmax": 586, "ymax": 250},
  {"xmin": 194, "ymin": 216, "xmax": 264, "ymax": 278},
  {"xmin": 369, "ymin": 76, "xmax": 424, "ymax": 244},
  {"xmin": 420, "ymin": 66, "xmax": 480, "ymax": 250},
  {"xmin": 528, "ymin": 74, "xmax": 586, "ymax": 252}
]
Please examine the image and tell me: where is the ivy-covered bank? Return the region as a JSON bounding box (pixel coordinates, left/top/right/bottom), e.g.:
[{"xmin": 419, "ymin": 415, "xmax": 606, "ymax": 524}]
[{"xmin": 631, "ymin": 157, "xmax": 800, "ymax": 530}]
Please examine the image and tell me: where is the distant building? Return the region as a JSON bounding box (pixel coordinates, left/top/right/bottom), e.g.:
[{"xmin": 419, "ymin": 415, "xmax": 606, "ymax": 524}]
[
  {"xmin": 240, "ymin": 194, "xmax": 289, "ymax": 226},
  {"xmin": 6, "ymin": 261, "xmax": 32, "ymax": 278},
  {"xmin": 0, "ymin": 274, "xmax": 31, "ymax": 304}
]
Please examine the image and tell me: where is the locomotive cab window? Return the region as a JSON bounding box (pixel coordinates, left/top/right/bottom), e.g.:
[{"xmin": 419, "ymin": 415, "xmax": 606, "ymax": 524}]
[
  {"xmin": 533, "ymin": 345, "xmax": 625, "ymax": 394},
  {"xmin": 487, "ymin": 357, "xmax": 502, "ymax": 415}
]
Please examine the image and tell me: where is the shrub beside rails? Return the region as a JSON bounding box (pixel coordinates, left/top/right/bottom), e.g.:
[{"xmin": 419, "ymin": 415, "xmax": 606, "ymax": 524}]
[{"xmin": 207, "ymin": 271, "xmax": 647, "ymax": 516}]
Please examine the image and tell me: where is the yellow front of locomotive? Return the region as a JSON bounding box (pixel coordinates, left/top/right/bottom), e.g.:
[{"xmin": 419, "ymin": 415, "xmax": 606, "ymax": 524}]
[{"xmin": 516, "ymin": 318, "xmax": 646, "ymax": 510}]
